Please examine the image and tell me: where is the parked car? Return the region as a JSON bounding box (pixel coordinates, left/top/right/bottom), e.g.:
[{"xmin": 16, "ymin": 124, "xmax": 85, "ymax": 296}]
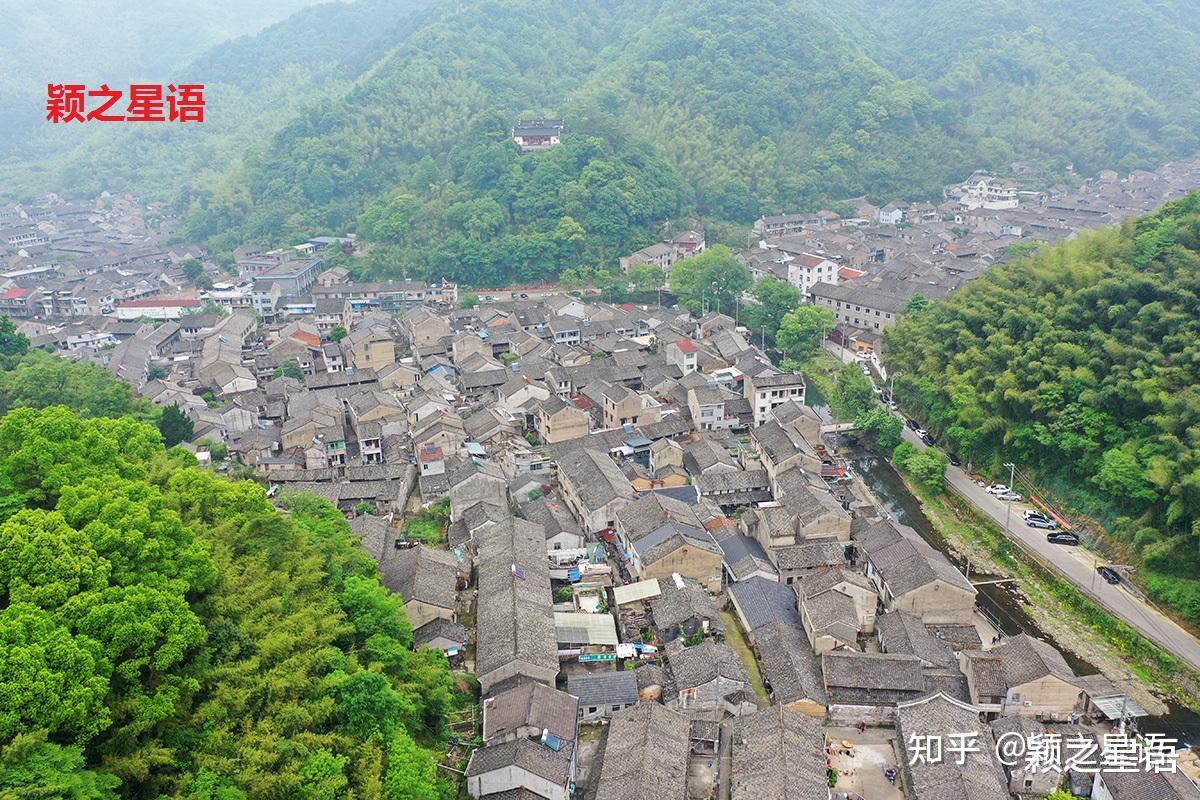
[
  {"xmin": 996, "ymin": 491, "xmax": 1023, "ymax": 502},
  {"xmin": 1097, "ymin": 565, "xmax": 1121, "ymax": 585},
  {"xmin": 887, "ymin": 401, "xmax": 899, "ymax": 411},
  {"xmin": 1047, "ymin": 532, "xmax": 1079, "ymax": 546},
  {"xmin": 986, "ymin": 484, "xmax": 1012, "ymax": 495},
  {"xmin": 921, "ymin": 434, "xmax": 936, "ymax": 447},
  {"xmin": 948, "ymin": 454, "xmax": 961, "ymax": 467},
  {"xmin": 906, "ymin": 419, "xmax": 921, "ymax": 431},
  {"xmin": 1026, "ymin": 517, "xmax": 1057, "ymax": 530},
  {"xmin": 914, "ymin": 427, "xmax": 928, "ymax": 437},
  {"xmin": 1023, "ymin": 509, "xmax": 1049, "ymax": 521}
]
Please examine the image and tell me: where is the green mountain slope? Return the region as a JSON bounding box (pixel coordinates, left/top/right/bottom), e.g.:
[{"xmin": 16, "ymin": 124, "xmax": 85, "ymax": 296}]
[{"xmin": 6, "ymin": 0, "xmax": 1200, "ymax": 282}]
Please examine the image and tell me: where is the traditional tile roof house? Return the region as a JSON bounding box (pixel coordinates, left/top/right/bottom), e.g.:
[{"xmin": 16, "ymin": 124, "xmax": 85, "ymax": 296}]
[
  {"xmin": 665, "ymin": 640, "xmax": 755, "ymax": 716},
  {"xmin": 482, "ymin": 681, "xmax": 578, "ymax": 746},
  {"xmin": 858, "ymin": 519, "xmax": 977, "ymax": 624},
  {"xmin": 875, "ymin": 610, "xmax": 957, "ymax": 668},
  {"xmin": 595, "ymin": 704, "xmax": 690, "ymax": 800},
  {"xmin": 465, "ymin": 737, "xmax": 575, "ymax": 800},
  {"xmin": 770, "ymin": 540, "xmax": 848, "ymax": 586},
  {"xmin": 1091, "ymin": 768, "xmax": 1200, "ymax": 800},
  {"xmin": 896, "ymin": 693, "xmax": 1010, "ymax": 800},
  {"xmin": 650, "ymin": 575, "xmax": 722, "ymax": 642},
  {"xmin": 728, "ymin": 575, "xmax": 800, "ymax": 634},
  {"xmin": 377, "ymin": 544, "xmax": 460, "ymax": 629},
  {"xmin": 752, "ymin": 619, "xmax": 827, "ymax": 716},
  {"xmin": 556, "ymin": 448, "xmax": 633, "ymax": 533},
  {"xmin": 799, "ymin": 588, "xmax": 860, "ymax": 653},
  {"xmin": 627, "ymin": 521, "xmax": 724, "ymax": 592},
  {"xmin": 796, "ymin": 567, "xmax": 878, "ymax": 633},
  {"xmin": 730, "ymin": 707, "xmax": 828, "ymax": 800},
  {"xmin": 519, "ymin": 495, "xmax": 585, "ymax": 557},
  {"xmin": 821, "ymin": 651, "xmax": 928, "ymax": 725},
  {"xmin": 413, "ymin": 617, "xmax": 468, "ymax": 654},
  {"xmin": 960, "ymin": 633, "xmax": 1082, "ymax": 720},
  {"xmin": 567, "ymin": 671, "xmax": 639, "ymax": 721},
  {"xmin": 474, "ymin": 518, "xmax": 558, "ymax": 693},
  {"xmin": 718, "ymin": 533, "xmax": 779, "ymax": 583}
]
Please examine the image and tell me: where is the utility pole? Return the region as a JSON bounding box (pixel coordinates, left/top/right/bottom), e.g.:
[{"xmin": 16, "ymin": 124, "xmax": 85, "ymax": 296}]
[
  {"xmin": 761, "ymin": 326, "xmax": 766, "ymax": 351},
  {"xmin": 1003, "ymin": 461, "xmax": 1016, "ymax": 537}
]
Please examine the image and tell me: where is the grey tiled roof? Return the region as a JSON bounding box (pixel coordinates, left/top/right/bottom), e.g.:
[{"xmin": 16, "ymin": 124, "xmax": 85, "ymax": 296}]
[
  {"xmin": 728, "ymin": 575, "xmax": 801, "ymax": 630},
  {"xmin": 483, "ymin": 681, "xmax": 578, "ymax": 743},
  {"xmin": 771, "ymin": 541, "xmax": 846, "ymax": 570},
  {"xmin": 896, "ymin": 693, "xmax": 1010, "ymax": 800},
  {"xmin": 962, "ymin": 651, "xmax": 1007, "ymax": 698},
  {"xmin": 566, "ymin": 671, "xmax": 639, "ymax": 708},
  {"xmin": 730, "ymin": 707, "xmax": 828, "ymax": 800},
  {"xmin": 796, "ymin": 567, "xmax": 874, "ymax": 601},
  {"xmin": 992, "ymin": 633, "xmax": 1078, "ymax": 687},
  {"xmin": 616, "ymin": 492, "xmax": 702, "ymax": 542},
  {"xmin": 754, "ymin": 619, "xmax": 827, "ymax": 707},
  {"xmin": 823, "ymin": 650, "xmax": 926, "ymax": 690},
  {"xmin": 596, "ymin": 704, "xmax": 691, "ymax": 800},
  {"xmin": 557, "ymin": 448, "xmax": 632, "ymax": 510},
  {"xmin": 650, "ymin": 576, "xmax": 721, "ymax": 632},
  {"xmin": 465, "ymin": 738, "xmax": 574, "ymax": 785},
  {"xmin": 1096, "ymin": 769, "xmax": 1200, "ymax": 800},
  {"xmin": 667, "ymin": 640, "xmax": 749, "ymax": 691},
  {"xmin": 377, "ymin": 544, "xmax": 459, "ymax": 610},
  {"xmin": 413, "ymin": 617, "xmax": 468, "ymax": 649},
  {"xmin": 876, "ymin": 611, "xmax": 957, "ymax": 668},
  {"xmin": 801, "ymin": 589, "xmax": 859, "ymax": 648},
  {"xmin": 474, "ymin": 518, "xmax": 558, "ymax": 681}
]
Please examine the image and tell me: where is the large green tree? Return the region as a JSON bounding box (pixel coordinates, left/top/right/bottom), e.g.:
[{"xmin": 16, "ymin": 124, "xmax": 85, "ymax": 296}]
[
  {"xmin": 743, "ymin": 276, "xmax": 801, "ymax": 343},
  {"xmin": 669, "ymin": 245, "xmax": 752, "ymax": 316},
  {"xmin": 776, "ymin": 305, "xmax": 834, "ymax": 361}
]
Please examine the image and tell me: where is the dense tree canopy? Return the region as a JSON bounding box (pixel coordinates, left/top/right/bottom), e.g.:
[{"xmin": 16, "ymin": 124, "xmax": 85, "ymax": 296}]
[
  {"xmin": 0, "ymin": 403, "xmax": 458, "ymax": 797},
  {"xmin": 885, "ymin": 193, "xmax": 1200, "ymax": 620},
  {"xmin": 669, "ymin": 245, "xmax": 752, "ymax": 316}
]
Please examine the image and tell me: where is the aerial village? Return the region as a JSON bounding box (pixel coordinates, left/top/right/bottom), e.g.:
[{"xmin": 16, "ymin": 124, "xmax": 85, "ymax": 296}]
[{"xmin": 3, "ymin": 156, "xmax": 1200, "ymax": 799}]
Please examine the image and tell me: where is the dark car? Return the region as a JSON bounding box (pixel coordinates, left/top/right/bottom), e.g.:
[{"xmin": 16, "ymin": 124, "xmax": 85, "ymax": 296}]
[
  {"xmin": 1026, "ymin": 518, "xmax": 1057, "ymax": 530},
  {"xmin": 948, "ymin": 454, "xmax": 961, "ymax": 467},
  {"xmin": 1047, "ymin": 532, "xmax": 1079, "ymax": 546},
  {"xmin": 1097, "ymin": 565, "xmax": 1121, "ymax": 585},
  {"xmin": 906, "ymin": 419, "xmax": 920, "ymax": 431},
  {"xmin": 921, "ymin": 433, "xmax": 936, "ymax": 447}
]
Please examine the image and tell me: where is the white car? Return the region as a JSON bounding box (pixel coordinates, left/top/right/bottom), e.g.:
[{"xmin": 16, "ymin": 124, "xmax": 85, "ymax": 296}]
[
  {"xmin": 1023, "ymin": 509, "xmax": 1049, "ymax": 520},
  {"xmin": 914, "ymin": 428, "xmax": 928, "ymax": 438},
  {"xmin": 997, "ymin": 491, "xmax": 1023, "ymax": 502},
  {"xmin": 986, "ymin": 484, "xmax": 1011, "ymax": 495}
]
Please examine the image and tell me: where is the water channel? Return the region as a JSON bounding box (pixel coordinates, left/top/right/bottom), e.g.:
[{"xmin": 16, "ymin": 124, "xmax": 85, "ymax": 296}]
[{"xmin": 804, "ymin": 383, "xmax": 1200, "ymax": 744}]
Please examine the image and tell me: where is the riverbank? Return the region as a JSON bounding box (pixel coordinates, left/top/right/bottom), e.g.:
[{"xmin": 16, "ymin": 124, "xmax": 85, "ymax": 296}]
[{"xmin": 878, "ymin": 455, "xmax": 1200, "ymax": 713}]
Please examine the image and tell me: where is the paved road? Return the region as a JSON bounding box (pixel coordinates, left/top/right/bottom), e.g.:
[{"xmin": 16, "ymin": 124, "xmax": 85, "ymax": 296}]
[{"xmin": 900, "ymin": 426, "xmax": 1200, "ymax": 670}]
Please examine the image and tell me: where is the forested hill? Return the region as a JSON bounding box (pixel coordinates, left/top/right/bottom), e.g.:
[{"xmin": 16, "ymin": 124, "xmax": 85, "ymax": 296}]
[
  {"xmin": 7, "ymin": 0, "xmax": 1200, "ymax": 280},
  {"xmin": 0, "ymin": 354, "xmax": 460, "ymax": 795},
  {"xmin": 884, "ymin": 193, "xmax": 1200, "ymax": 624}
]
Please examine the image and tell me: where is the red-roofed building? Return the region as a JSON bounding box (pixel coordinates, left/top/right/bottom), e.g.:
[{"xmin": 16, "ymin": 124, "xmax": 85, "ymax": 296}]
[
  {"xmin": 665, "ymin": 338, "xmax": 699, "ymax": 373},
  {"xmin": 0, "ymin": 286, "xmax": 36, "ymax": 318},
  {"xmin": 115, "ymin": 296, "xmax": 202, "ymax": 320},
  {"xmin": 419, "ymin": 442, "xmax": 446, "ymax": 477},
  {"xmin": 838, "ymin": 266, "xmax": 865, "ymax": 281}
]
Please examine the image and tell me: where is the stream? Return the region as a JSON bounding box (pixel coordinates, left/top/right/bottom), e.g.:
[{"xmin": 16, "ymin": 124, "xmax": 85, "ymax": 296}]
[{"xmin": 846, "ymin": 448, "xmax": 1200, "ymax": 745}]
